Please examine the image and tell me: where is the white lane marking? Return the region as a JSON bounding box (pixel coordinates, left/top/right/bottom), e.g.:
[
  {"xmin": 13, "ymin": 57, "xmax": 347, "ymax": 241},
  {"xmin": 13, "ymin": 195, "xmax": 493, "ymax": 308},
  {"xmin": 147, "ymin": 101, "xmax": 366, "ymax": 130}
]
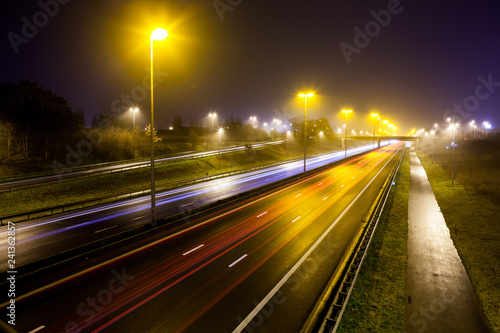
[
  {"xmin": 181, "ymin": 201, "xmax": 194, "ymax": 207},
  {"xmin": 323, "ymin": 197, "xmax": 328, "ymax": 201},
  {"xmin": 232, "ymin": 150, "xmax": 399, "ymax": 333},
  {"xmin": 182, "ymin": 244, "xmax": 205, "ymax": 256},
  {"xmin": 94, "ymin": 225, "xmax": 118, "ymax": 234},
  {"xmin": 352, "ymin": 176, "xmax": 355, "ymax": 179},
  {"xmin": 131, "ymin": 216, "xmax": 143, "ymax": 221},
  {"xmin": 318, "ymin": 182, "xmax": 323, "ymax": 185},
  {"xmin": 341, "ymin": 184, "xmax": 345, "ymax": 188},
  {"xmin": 3, "ymin": 145, "xmax": 398, "ymax": 308},
  {"xmin": 229, "ymin": 254, "xmax": 248, "ymax": 268},
  {"xmin": 257, "ymin": 212, "xmax": 267, "ymax": 218},
  {"xmin": 291, "ymin": 216, "xmax": 301, "ymax": 223},
  {"xmin": 334, "ymin": 175, "xmax": 337, "ymax": 177},
  {"xmin": 29, "ymin": 326, "xmax": 46, "ymax": 333},
  {"xmin": 295, "ymin": 194, "xmax": 302, "ymax": 198}
]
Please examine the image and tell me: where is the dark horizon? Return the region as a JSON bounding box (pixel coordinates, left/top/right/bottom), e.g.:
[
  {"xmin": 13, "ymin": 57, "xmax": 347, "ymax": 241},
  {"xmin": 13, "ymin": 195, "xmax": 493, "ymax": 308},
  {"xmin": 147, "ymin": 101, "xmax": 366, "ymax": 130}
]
[{"xmin": 2, "ymin": 0, "xmax": 500, "ymax": 134}]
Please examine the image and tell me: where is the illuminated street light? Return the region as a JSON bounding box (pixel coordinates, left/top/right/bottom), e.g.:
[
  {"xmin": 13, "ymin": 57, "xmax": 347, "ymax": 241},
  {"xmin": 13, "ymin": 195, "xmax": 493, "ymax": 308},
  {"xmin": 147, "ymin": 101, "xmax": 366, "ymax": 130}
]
[
  {"xmin": 130, "ymin": 107, "xmax": 139, "ymax": 157},
  {"xmin": 208, "ymin": 112, "xmax": 217, "ymax": 148},
  {"xmin": 130, "ymin": 107, "xmax": 139, "ymax": 129},
  {"xmin": 249, "ymin": 116, "xmax": 257, "ymax": 128},
  {"xmin": 218, "ymin": 128, "xmax": 223, "ymax": 169},
  {"xmin": 208, "ymin": 112, "xmax": 217, "ymax": 131},
  {"xmin": 148, "ymin": 27, "xmax": 168, "ymax": 227},
  {"xmin": 319, "ymin": 131, "xmax": 324, "ymax": 148},
  {"xmin": 469, "ymin": 120, "xmax": 475, "ymax": 139},
  {"xmin": 298, "ymin": 93, "xmax": 314, "ymax": 173},
  {"xmin": 431, "ymin": 129, "xmax": 436, "ymax": 163},
  {"xmin": 286, "ymin": 130, "xmax": 291, "ymax": 156},
  {"xmin": 388, "ymin": 123, "xmax": 394, "ymax": 136},
  {"xmin": 483, "ymin": 121, "xmax": 491, "ymax": 138},
  {"xmin": 370, "ymin": 112, "xmax": 379, "ymax": 149},
  {"xmin": 342, "ymin": 109, "xmax": 352, "ymax": 158},
  {"xmin": 450, "ymin": 122, "xmax": 460, "ymax": 185}
]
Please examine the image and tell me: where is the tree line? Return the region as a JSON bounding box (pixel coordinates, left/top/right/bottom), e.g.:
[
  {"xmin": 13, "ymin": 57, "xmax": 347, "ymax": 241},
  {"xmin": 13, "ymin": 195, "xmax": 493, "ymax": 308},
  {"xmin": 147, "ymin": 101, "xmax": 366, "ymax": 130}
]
[{"xmin": 0, "ymin": 81, "xmax": 338, "ymax": 167}]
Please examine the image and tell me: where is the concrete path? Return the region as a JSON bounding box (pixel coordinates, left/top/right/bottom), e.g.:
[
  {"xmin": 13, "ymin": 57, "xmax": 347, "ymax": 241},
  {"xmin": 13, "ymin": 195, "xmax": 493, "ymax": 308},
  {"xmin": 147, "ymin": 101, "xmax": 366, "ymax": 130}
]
[{"xmin": 404, "ymin": 150, "xmax": 490, "ymax": 333}]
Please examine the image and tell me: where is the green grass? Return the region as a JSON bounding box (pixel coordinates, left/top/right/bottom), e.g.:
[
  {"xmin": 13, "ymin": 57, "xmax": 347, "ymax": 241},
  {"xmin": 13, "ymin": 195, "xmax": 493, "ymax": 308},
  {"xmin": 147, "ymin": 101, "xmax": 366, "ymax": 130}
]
[
  {"xmin": 417, "ymin": 145, "xmax": 500, "ymax": 332},
  {"xmin": 0, "ymin": 141, "xmax": 373, "ymax": 217},
  {"xmin": 337, "ymin": 149, "xmax": 409, "ymax": 332},
  {"xmin": 0, "ymin": 147, "xmax": 289, "ymax": 216}
]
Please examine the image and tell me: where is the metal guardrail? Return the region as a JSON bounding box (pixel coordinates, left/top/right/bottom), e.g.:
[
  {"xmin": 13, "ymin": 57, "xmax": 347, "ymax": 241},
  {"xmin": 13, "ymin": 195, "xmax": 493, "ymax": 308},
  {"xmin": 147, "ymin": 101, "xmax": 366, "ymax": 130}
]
[
  {"xmin": 0, "ymin": 141, "xmax": 284, "ymax": 193},
  {"xmin": 314, "ymin": 147, "xmax": 405, "ymax": 332},
  {"xmin": 0, "ymin": 156, "xmax": 303, "ymax": 225}
]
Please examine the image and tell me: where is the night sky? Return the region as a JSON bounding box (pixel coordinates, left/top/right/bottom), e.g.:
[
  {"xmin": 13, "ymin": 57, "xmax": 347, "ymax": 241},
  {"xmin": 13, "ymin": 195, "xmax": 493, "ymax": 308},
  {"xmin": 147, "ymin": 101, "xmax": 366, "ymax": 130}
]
[{"xmin": 2, "ymin": 0, "xmax": 499, "ymax": 134}]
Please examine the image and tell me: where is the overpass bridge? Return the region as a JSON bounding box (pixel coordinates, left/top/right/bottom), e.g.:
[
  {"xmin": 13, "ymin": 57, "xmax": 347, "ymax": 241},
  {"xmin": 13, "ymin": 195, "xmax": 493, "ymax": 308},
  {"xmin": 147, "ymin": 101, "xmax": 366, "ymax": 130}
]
[{"xmin": 342, "ymin": 135, "xmax": 418, "ymax": 148}]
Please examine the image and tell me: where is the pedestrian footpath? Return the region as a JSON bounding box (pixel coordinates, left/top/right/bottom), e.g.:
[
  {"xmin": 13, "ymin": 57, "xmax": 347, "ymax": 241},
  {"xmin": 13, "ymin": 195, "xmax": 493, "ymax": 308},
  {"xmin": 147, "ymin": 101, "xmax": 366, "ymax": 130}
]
[{"xmin": 404, "ymin": 149, "xmax": 490, "ymax": 333}]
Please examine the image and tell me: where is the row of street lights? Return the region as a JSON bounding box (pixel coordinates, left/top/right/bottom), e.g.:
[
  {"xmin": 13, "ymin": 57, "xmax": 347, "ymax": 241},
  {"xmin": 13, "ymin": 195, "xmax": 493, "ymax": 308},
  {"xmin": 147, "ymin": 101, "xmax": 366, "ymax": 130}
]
[{"xmin": 145, "ymin": 27, "xmax": 403, "ymax": 227}]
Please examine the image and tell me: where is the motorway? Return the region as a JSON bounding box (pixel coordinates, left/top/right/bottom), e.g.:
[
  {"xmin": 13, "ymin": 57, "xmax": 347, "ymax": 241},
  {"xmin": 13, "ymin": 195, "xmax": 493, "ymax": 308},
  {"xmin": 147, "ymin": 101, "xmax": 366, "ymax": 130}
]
[
  {"xmin": 0, "ymin": 141, "xmax": 283, "ymax": 192},
  {"xmin": 3, "ymin": 142, "xmax": 403, "ymax": 333},
  {"xmin": 0, "ymin": 143, "xmax": 391, "ymax": 271}
]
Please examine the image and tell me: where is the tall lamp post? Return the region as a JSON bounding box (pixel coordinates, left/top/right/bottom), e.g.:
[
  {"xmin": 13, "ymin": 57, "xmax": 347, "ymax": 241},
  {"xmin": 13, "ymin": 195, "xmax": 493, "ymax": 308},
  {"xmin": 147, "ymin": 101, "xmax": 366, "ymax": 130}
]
[
  {"xmin": 299, "ymin": 93, "xmax": 314, "ymax": 173},
  {"xmin": 130, "ymin": 107, "xmax": 139, "ymax": 157},
  {"xmin": 451, "ymin": 123, "xmax": 458, "ymax": 185},
  {"xmin": 149, "ymin": 27, "xmax": 168, "ymax": 227},
  {"xmin": 218, "ymin": 128, "xmax": 223, "ymax": 169},
  {"xmin": 209, "ymin": 112, "xmax": 217, "ymax": 148},
  {"xmin": 130, "ymin": 107, "xmax": 139, "ymax": 129},
  {"xmin": 286, "ymin": 130, "xmax": 290, "ymax": 156},
  {"xmin": 342, "ymin": 109, "xmax": 352, "ymax": 158},
  {"xmin": 431, "ymin": 129, "xmax": 435, "ymax": 163},
  {"xmin": 370, "ymin": 112, "xmax": 378, "ymax": 149}
]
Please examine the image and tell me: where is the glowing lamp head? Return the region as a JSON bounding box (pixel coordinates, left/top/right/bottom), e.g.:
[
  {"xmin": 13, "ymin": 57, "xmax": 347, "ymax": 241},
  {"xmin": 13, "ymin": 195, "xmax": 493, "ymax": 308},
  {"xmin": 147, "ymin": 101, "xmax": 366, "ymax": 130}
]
[
  {"xmin": 151, "ymin": 28, "xmax": 168, "ymax": 40},
  {"xmin": 298, "ymin": 93, "xmax": 314, "ymax": 97}
]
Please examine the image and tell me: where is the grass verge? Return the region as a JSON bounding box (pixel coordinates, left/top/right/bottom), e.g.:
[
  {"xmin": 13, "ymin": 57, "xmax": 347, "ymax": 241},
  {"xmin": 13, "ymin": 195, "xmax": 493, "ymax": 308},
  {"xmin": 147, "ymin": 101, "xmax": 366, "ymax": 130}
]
[
  {"xmin": 336, "ymin": 149, "xmax": 409, "ymax": 332},
  {"xmin": 417, "ymin": 150, "xmax": 500, "ymax": 332},
  {"xmin": 0, "ymin": 147, "xmax": 289, "ymax": 216}
]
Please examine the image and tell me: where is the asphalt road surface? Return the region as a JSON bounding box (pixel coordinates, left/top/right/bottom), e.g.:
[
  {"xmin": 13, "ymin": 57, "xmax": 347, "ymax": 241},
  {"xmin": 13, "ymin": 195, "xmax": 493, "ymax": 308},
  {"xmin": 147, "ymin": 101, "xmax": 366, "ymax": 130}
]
[
  {"xmin": 0, "ymin": 143, "xmax": 393, "ymax": 270},
  {"xmin": 4, "ymin": 142, "xmax": 403, "ymax": 333}
]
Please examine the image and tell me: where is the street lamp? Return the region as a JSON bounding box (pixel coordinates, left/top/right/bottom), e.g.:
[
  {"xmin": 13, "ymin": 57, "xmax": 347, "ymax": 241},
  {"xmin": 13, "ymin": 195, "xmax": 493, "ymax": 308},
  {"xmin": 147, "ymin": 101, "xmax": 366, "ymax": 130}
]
[
  {"xmin": 370, "ymin": 113, "xmax": 378, "ymax": 149},
  {"xmin": 209, "ymin": 112, "xmax": 217, "ymax": 131},
  {"xmin": 130, "ymin": 107, "xmax": 139, "ymax": 157},
  {"xmin": 149, "ymin": 27, "xmax": 168, "ymax": 227},
  {"xmin": 450, "ymin": 123, "xmax": 459, "ymax": 185},
  {"xmin": 208, "ymin": 112, "xmax": 217, "ymax": 149},
  {"xmin": 299, "ymin": 93, "xmax": 314, "ymax": 173},
  {"xmin": 342, "ymin": 109, "xmax": 352, "ymax": 158},
  {"xmin": 130, "ymin": 107, "xmax": 139, "ymax": 129},
  {"xmin": 483, "ymin": 121, "xmax": 491, "ymax": 138},
  {"xmin": 218, "ymin": 128, "xmax": 223, "ymax": 169},
  {"xmin": 431, "ymin": 129, "xmax": 435, "ymax": 163},
  {"xmin": 319, "ymin": 131, "xmax": 324, "ymax": 148}
]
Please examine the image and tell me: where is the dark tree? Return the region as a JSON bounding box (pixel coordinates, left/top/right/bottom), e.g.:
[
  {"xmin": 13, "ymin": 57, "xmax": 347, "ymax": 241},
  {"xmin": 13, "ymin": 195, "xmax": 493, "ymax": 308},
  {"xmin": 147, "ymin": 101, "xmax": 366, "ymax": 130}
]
[{"xmin": 0, "ymin": 81, "xmax": 80, "ymax": 160}]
